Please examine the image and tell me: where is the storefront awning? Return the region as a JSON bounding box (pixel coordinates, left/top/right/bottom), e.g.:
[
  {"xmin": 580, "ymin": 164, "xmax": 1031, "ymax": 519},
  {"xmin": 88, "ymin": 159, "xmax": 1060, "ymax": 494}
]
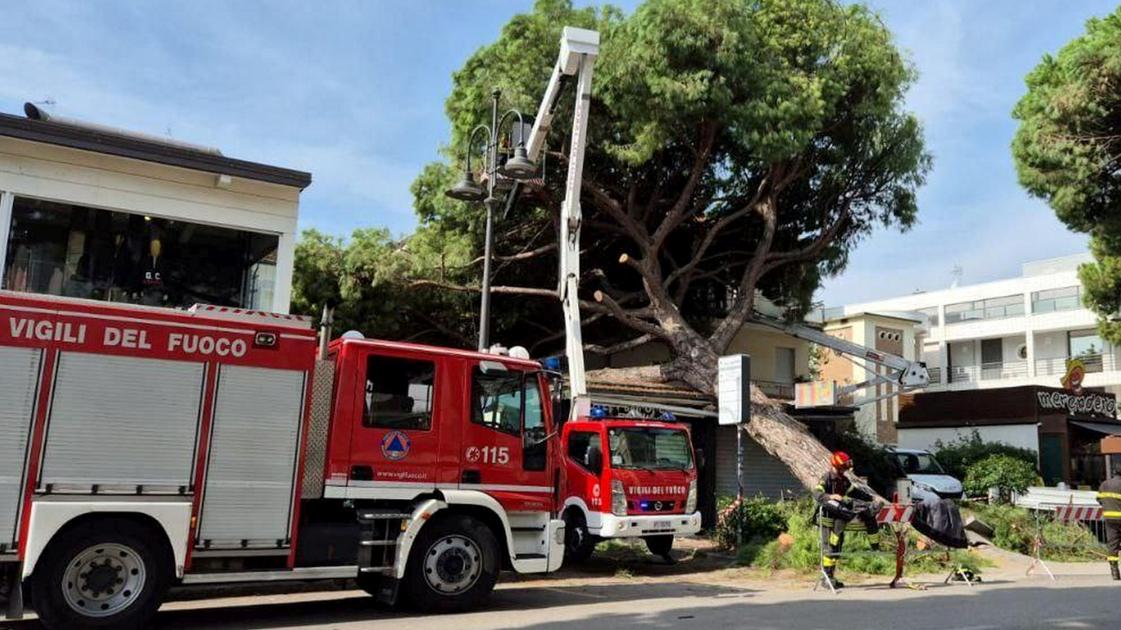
[{"xmin": 1070, "ymin": 420, "xmax": 1121, "ymax": 436}]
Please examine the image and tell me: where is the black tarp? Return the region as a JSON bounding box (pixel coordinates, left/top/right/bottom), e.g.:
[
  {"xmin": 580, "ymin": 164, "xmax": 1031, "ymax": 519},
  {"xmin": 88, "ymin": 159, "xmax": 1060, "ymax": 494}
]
[{"xmin": 911, "ymin": 499, "xmax": 969, "ymax": 549}]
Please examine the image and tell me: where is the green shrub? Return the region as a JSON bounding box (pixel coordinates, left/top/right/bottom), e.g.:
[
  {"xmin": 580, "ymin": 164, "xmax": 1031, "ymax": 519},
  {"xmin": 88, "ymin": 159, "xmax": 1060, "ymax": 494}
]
[
  {"xmin": 932, "ymin": 430, "xmax": 1037, "ymax": 481},
  {"xmin": 743, "ymin": 498, "xmax": 985, "ymax": 576},
  {"xmin": 715, "ymin": 495, "xmax": 786, "ymax": 550},
  {"xmin": 963, "ymin": 455, "xmax": 1040, "ymax": 503},
  {"xmin": 965, "ymin": 502, "xmax": 1098, "ymax": 561}
]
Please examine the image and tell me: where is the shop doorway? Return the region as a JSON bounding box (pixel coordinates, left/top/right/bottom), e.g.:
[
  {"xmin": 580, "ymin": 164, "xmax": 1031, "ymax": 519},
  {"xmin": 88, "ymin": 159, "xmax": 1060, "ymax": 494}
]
[{"xmin": 1040, "ymin": 435, "xmax": 1064, "ymax": 486}]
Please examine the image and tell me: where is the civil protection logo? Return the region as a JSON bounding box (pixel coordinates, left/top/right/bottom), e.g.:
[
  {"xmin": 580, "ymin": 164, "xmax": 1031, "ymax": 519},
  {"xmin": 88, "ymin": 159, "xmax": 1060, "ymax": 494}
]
[{"xmin": 381, "ymin": 430, "xmax": 411, "ymax": 461}]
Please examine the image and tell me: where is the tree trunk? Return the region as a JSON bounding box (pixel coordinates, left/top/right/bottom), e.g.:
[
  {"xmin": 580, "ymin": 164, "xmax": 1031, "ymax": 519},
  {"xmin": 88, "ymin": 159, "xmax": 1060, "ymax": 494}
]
[
  {"xmin": 665, "ymin": 349, "xmax": 833, "ymax": 492},
  {"xmin": 742, "ymin": 382, "xmax": 833, "ymax": 491}
]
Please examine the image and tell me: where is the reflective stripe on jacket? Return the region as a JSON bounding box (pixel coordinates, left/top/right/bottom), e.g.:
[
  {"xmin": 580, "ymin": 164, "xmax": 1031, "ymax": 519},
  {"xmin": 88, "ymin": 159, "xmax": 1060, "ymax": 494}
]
[{"xmin": 1096, "ymin": 478, "xmax": 1121, "ymax": 520}]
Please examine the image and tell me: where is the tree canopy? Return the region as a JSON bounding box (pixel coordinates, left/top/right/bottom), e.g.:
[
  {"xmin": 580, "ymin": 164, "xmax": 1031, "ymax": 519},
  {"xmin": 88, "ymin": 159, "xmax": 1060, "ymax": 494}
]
[
  {"xmin": 291, "ymin": 0, "xmax": 928, "ymax": 398},
  {"xmin": 406, "ymin": 0, "xmax": 928, "ymax": 393},
  {"xmin": 1013, "ymin": 8, "xmax": 1121, "ymax": 342}
]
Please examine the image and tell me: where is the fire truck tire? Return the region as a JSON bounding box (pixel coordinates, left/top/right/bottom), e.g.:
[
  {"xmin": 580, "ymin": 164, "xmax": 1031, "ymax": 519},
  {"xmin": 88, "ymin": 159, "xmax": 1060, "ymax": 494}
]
[
  {"xmin": 562, "ymin": 509, "xmax": 597, "ymax": 563},
  {"xmin": 30, "ymin": 517, "xmax": 172, "ymax": 630},
  {"xmin": 402, "ymin": 514, "xmax": 499, "ymax": 613},
  {"xmin": 643, "ymin": 534, "xmax": 674, "ymax": 558}
]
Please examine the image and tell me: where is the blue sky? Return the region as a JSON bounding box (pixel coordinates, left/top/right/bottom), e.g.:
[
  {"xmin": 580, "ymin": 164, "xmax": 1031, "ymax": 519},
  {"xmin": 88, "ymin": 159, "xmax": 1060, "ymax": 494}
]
[{"xmin": 0, "ymin": 1, "xmax": 1111, "ymax": 306}]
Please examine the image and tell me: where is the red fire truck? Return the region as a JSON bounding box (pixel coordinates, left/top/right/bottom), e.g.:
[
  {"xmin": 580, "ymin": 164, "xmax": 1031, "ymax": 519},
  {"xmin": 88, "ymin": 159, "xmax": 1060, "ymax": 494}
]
[
  {"xmin": 0, "ymin": 291, "xmax": 566, "ymax": 628},
  {"xmin": 559, "ymin": 412, "xmax": 701, "ymax": 562}
]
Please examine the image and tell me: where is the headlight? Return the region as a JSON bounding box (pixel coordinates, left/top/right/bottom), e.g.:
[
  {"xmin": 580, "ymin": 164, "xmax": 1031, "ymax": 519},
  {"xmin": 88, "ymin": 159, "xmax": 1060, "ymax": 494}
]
[
  {"xmin": 685, "ymin": 479, "xmax": 698, "ymax": 514},
  {"xmin": 611, "ymin": 479, "xmax": 627, "ymax": 516}
]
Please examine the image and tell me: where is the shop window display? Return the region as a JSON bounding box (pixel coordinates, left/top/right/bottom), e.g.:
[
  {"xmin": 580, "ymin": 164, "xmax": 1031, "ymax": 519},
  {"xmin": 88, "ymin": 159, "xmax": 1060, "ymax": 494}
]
[{"xmin": 4, "ymin": 196, "xmax": 278, "ymax": 309}]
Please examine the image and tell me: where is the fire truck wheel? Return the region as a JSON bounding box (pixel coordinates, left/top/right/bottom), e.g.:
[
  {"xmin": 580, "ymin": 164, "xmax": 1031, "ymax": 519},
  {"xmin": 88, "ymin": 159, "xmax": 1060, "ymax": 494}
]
[
  {"xmin": 562, "ymin": 509, "xmax": 596, "ymax": 563},
  {"xmin": 31, "ymin": 517, "xmax": 171, "ymax": 630},
  {"xmin": 403, "ymin": 514, "xmax": 499, "ymax": 613},
  {"xmin": 644, "ymin": 534, "xmax": 674, "ymax": 558}
]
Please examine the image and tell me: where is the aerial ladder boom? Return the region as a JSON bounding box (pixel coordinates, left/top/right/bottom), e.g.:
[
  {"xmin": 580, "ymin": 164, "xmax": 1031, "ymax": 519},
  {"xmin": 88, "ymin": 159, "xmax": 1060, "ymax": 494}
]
[
  {"xmin": 750, "ymin": 312, "xmax": 930, "ymax": 406},
  {"xmin": 525, "ymin": 26, "xmax": 599, "ymax": 420}
]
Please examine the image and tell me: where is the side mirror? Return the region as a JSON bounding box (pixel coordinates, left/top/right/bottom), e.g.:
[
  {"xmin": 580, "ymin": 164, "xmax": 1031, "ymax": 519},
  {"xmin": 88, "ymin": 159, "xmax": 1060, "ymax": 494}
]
[
  {"xmin": 586, "ymin": 445, "xmax": 603, "ymax": 472},
  {"xmin": 695, "ymin": 448, "xmax": 706, "ymax": 469}
]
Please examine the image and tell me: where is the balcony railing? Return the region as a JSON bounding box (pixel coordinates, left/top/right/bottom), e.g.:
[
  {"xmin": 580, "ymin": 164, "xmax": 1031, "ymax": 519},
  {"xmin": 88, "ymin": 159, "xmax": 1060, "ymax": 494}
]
[
  {"xmin": 948, "ymin": 361, "xmax": 1028, "ymax": 383},
  {"xmin": 1035, "ymin": 354, "xmax": 1117, "ymax": 376},
  {"xmin": 927, "ymin": 367, "xmax": 942, "ymax": 384},
  {"xmin": 755, "ymin": 380, "xmax": 795, "ymax": 400}
]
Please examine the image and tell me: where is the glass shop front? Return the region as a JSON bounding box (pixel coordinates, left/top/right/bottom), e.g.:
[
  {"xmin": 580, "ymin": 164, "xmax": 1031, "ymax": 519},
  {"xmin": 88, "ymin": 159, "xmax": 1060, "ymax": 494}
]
[{"xmin": 3, "ymin": 196, "xmax": 277, "ymax": 310}]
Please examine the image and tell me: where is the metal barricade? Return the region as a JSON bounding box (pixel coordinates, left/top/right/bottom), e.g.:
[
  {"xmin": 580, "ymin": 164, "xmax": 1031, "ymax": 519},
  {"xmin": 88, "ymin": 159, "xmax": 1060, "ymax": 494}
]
[
  {"xmin": 1027, "ymin": 505, "xmax": 1110, "ymax": 581},
  {"xmin": 814, "ymin": 503, "xmax": 973, "ymax": 594}
]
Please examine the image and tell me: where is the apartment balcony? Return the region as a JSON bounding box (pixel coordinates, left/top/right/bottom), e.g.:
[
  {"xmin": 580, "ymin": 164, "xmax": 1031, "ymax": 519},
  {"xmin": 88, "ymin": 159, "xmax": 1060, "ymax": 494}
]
[
  {"xmin": 948, "ymin": 361, "xmax": 1029, "ymax": 384},
  {"xmin": 755, "ymin": 380, "xmax": 795, "ymax": 400},
  {"xmin": 921, "ymin": 354, "xmax": 1121, "ymax": 392},
  {"xmin": 1035, "ymin": 353, "xmax": 1118, "ymax": 376}
]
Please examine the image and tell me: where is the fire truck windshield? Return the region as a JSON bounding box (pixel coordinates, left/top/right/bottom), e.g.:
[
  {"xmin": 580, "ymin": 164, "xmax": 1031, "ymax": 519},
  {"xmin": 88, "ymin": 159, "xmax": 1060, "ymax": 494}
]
[{"xmin": 607, "ymin": 427, "xmax": 693, "ymax": 470}]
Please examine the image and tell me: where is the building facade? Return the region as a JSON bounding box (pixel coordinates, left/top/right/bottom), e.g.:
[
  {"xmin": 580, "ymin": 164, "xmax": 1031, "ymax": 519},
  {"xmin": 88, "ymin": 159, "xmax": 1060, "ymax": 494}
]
[
  {"xmin": 897, "ymin": 386, "xmax": 1119, "ymax": 488},
  {"xmin": 0, "ymin": 109, "xmax": 311, "ymax": 313},
  {"xmin": 827, "ymin": 254, "xmax": 1121, "ymax": 400},
  {"xmin": 824, "ymin": 254, "xmax": 1121, "ymax": 487},
  {"xmin": 819, "ymin": 311, "xmax": 924, "ymax": 442}
]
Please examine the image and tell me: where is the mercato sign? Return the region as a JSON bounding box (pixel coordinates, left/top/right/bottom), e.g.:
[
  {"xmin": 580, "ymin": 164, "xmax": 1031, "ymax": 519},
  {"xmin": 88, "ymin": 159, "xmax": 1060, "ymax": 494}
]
[{"xmin": 5, "ymin": 316, "xmax": 250, "ymax": 358}]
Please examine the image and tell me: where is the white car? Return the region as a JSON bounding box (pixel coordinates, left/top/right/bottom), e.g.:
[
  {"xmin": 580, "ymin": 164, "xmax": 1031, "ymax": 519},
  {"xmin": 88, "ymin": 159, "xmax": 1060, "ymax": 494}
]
[{"xmin": 889, "ymin": 448, "xmax": 963, "ymax": 502}]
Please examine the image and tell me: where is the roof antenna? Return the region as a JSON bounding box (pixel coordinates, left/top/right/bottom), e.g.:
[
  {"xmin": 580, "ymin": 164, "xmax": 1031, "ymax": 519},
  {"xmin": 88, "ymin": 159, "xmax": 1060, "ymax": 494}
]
[{"xmin": 950, "ymin": 265, "xmax": 963, "ymax": 289}]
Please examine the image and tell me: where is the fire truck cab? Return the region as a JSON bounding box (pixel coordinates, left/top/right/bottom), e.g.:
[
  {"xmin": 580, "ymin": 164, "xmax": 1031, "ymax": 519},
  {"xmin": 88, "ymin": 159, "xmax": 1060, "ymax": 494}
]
[
  {"xmin": 0, "ymin": 291, "xmax": 564, "ymax": 628},
  {"xmin": 559, "ymin": 413, "xmax": 701, "ymax": 561}
]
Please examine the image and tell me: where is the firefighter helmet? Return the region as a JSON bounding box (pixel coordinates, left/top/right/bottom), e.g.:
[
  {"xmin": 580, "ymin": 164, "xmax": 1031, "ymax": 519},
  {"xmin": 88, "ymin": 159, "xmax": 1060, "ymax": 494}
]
[{"xmin": 831, "ymin": 451, "xmax": 853, "ymax": 470}]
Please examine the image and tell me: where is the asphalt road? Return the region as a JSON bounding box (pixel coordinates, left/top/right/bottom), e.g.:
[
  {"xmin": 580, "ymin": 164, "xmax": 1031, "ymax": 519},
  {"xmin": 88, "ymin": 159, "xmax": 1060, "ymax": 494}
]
[{"xmin": 6, "ymin": 573, "xmax": 1119, "ymax": 629}]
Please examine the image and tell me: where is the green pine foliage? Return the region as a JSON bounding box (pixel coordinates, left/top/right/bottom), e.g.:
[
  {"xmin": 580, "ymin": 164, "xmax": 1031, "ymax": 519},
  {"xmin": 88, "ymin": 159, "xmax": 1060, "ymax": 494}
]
[
  {"xmin": 1013, "ymin": 8, "xmax": 1121, "ymax": 342},
  {"xmin": 407, "ymin": 0, "xmax": 930, "ymax": 368}
]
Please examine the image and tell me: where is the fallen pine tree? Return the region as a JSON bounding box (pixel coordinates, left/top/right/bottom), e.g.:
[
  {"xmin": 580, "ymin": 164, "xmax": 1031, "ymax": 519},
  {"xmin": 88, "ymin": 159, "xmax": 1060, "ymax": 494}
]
[{"xmin": 586, "ymin": 366, "xmax": 886, "ymax": 502}]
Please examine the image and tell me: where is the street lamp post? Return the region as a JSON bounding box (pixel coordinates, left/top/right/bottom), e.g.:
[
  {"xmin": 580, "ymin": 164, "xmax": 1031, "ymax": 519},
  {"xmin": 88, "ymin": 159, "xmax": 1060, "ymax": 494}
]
[{"xmin": 445, "ymin": 89, "xmax": 537, "ymax": 351}]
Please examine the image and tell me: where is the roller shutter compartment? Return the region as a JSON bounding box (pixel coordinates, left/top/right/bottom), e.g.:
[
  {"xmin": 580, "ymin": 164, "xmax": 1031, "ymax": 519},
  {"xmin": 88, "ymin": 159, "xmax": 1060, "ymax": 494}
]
[
  {"xmin": 41, "ymin": 352, "xmax": 204, "ymax": 491},
  {"xmin": 0, "ymin": 346, "xmax": 42, "ymax": 547},
  {"xmin": 199, "ymin": 365, "xmax": 306, "ymax": 548}
]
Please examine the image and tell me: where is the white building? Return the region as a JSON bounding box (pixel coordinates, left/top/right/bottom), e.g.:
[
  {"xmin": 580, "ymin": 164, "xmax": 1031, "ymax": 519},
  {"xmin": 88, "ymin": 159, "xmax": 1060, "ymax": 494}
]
[
  {"xmin": 828, "ymin": 253, "xmax": 1119, "ymax": 399},
  {"xmin": 0, "ymin": 106, "xmax": 311, "ymax": 313},
  {"xmin": 822, "ymin": 254, "xmax": 1121, "ymax": 485}
]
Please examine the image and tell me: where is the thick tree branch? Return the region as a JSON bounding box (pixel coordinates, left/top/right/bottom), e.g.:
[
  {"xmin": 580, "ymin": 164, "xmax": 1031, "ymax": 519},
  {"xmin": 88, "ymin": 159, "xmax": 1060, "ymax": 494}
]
[
  {"xmin": 585, "ymin": 334, "xmax": 655, "ymax": 355},
  {"xmin": 410, "ymin": 279, "xmax": 556, "ymax": 299},
  {"xmin": 593, "ymin": 290, "xmax": 671, "ymax": 339},
  {"xmin": 410, "ymin": 278, "xmax": 653, "ymax": 332},
  {"xmin": 468, "ymin": 242, "xmax": 557, "ymax": 266},
  {"xmin": 664, "ymin": 162, "xmax": 784, "ymax": 291},
  {"xmin": 762, "ymin": 203, "xmax": 853, "ymax": 273},
  {"xmin": 528, "ymin": 312, "xmax": 607, "ymax": 353},
  {"xmin": 583, "ymin": 179, "xmax": 651, "ymax": 245},
  {"xmin": 650, "ymin": 122, "xmax": 719, "ymax": 249},
  {"xmin": 709, "ymin": 192, "xmax": 779, "ymax": 350}
]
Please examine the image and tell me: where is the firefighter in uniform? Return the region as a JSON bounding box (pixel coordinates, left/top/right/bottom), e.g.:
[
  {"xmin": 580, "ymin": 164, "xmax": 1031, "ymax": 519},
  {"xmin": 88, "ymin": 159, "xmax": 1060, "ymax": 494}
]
[
  {"xmin": 813, "ymin": 451, "xmax": 878, "ymax": 589},
  {"xmin": 1096, "ymin": 472, "xmax": 1121, "ymax": 581}
]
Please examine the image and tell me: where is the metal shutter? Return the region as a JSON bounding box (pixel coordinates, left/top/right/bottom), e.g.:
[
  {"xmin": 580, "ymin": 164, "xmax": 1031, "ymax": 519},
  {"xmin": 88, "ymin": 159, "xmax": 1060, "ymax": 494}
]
[
  {"xmin": 199, "ymin": 365, "xmax": 305, "ymax": 547},
  {"xmin": 714, "ymin": 425, "xmax": 804, "ymax": 500},
  {"xmin": 0, "ymin": 346, "xmax": 41, "ymax": 546},
  {"xmin": 41, "ymin": 352, "xmax": 204, "ymax": 490}
]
